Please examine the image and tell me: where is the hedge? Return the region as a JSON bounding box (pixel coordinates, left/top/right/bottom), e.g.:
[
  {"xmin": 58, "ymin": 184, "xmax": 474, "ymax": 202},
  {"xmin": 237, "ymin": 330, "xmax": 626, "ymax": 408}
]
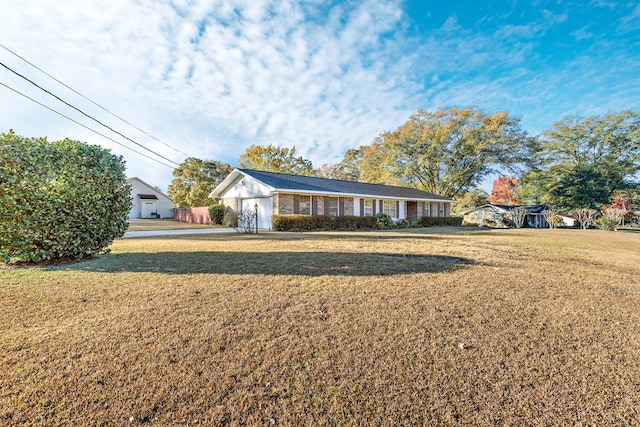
[
  {"xmin": 413, "ymin": 216, "xmax": 463, "ymax": 227},
  {"xmin": 334, "ymin": 215, "xmax": 378, "ymax": 230},
  {"xmin": 272, "ymin": 215, "xmax": 377, "ymax": 231},
  {"xmin": 271, "ymin": 214, "xmax": 462, "ymax": 231}
]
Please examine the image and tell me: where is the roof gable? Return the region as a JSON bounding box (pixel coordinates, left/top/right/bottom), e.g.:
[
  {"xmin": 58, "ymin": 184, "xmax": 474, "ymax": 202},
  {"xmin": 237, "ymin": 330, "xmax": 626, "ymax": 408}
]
[
  {"xmin": 127, "ymin": 177, "xmax": 173, "ymax": 202},
  {"xmin": 212, "ymin": 169, "xmax": 453, "ymax": 202},
  {"xmin": 463, "ymin": 204, "xmax": 549, "ymax": 215}
]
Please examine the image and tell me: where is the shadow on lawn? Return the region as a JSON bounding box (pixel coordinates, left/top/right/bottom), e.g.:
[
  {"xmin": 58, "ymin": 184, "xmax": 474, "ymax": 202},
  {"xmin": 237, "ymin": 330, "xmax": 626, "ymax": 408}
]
[{"xmin": 66, "ymin": 251, "xmax": 474, "ymax": 276}]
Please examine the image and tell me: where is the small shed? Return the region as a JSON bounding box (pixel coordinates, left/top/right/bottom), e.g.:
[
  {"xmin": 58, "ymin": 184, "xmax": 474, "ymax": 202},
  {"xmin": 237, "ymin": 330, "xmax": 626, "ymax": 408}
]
[{"xmin": 127, "ymin": 177, "xmax": 174, "ymax": 219}]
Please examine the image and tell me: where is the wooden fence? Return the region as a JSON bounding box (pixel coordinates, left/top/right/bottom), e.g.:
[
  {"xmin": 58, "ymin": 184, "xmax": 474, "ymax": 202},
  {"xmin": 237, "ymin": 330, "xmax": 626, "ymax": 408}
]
[{"xmin": 174, "ymin": 207, "xmax": 211, "ymax": 224}]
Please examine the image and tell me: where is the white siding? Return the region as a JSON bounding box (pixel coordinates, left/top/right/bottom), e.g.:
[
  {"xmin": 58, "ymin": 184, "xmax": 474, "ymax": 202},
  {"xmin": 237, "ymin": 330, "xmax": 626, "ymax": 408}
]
[
  {"xmin": 220, "ymin": 175, "xmax": 272, "ymax": 198},
  {"xmin": 353, "ymin": 197, "xmax": 361, "ymax": 216},
  {"xmin": 127, "ymin": 177, "xmax": 174, "ymax": 219},
  {"xmin": 239, "ymin": 197, "xmax": 273, "ymax": 229}
]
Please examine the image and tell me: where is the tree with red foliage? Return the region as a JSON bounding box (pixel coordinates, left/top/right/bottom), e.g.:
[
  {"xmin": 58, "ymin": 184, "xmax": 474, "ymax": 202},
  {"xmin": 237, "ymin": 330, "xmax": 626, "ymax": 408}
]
[
  {"xmin": 609, "ymin": 194, "xmax": 634, "ymax": 222},
  {"xmin": 488, "ymin": 176, "xmax": 520, "ymax": 205},
  {"xmin": 610, "ymin": 194, "xmax": 633, "ymax": 210}
]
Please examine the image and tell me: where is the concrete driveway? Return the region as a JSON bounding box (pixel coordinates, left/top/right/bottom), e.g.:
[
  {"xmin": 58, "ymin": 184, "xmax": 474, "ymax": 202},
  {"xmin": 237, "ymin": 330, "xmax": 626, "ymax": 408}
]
[{"xmin": 123, "ymin": 228, "xmax": 235, "ymax": 238}]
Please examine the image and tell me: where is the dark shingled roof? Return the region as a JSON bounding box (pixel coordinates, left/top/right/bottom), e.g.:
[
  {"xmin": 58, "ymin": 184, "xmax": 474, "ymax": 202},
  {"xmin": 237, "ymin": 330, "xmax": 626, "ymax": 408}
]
[
  {"xmin": 491, "ymin": 204, "xmax": 548, "ymax": 213},
  {"xmin": 239, "ymin": 169, "xmax": 453, "ymax": 201}
]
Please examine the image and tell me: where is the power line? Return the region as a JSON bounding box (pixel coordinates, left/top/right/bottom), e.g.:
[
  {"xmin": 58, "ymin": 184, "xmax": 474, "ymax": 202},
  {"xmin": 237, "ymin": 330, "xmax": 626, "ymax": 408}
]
[
  {"xmin": 0, "ymin": 43, "xmax": 192, "ymax": 157},
  {"xmin": 0, "ymin": 81, "xmax": 175, "ymax": 169},
  {"xmin": 0, "ymin": 60, "xmax": 182, "ymax": 167}
]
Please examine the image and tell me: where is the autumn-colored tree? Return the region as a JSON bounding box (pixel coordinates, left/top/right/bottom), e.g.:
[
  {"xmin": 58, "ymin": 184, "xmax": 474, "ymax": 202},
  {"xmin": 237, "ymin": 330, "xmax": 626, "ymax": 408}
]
[
  {"xmin": 315, "ymin": 147, "xmax": 365, "ymax": 181},
  {"xmin": 609, "ymin": 194, "xmax": 633, "ymax": 211},
  {"xmin": 378, "ymin": 107, "xmax": 534, "ymax": 198},
  {"xmin": 319, "ymin": 143, "xmax": 401, "ymax": 185},
  {"xmin": 608, "ymin": 194, "xmax": 635, "ymax": 222},
  {"xmin": 357, "ymin": 138, "xmax": 401, "ymax": 185},
  {"xmin": 239, "ymin": 144, "xmax": 313, "ymax": 175},
  {"xmin": 488, "ymin": 176, "xmax": 520, "ymax": 205}
]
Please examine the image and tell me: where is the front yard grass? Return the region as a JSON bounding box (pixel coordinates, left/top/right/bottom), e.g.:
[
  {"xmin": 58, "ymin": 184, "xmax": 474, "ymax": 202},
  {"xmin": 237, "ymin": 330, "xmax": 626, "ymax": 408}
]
[{"xmin": 1, "ymin": 228, "xmax": 639, "ymax": 425}]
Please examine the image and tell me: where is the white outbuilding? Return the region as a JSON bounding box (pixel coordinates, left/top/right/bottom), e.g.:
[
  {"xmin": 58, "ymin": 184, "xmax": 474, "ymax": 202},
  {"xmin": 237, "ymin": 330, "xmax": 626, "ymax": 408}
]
[{"xmin": 127, "ymin": 177, "xmax": 174, "ymax": 219}]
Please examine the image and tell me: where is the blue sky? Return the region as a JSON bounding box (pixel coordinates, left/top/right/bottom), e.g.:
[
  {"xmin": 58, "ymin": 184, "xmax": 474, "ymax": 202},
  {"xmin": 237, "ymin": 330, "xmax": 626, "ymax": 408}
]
[{"xmin": 1, "ymin": 0, "xmax": 639, "ymax": 192}]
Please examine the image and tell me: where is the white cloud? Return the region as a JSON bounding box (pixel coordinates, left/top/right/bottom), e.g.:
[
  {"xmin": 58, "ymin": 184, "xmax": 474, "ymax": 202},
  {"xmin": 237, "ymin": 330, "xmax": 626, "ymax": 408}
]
[
  {"xmin": 1, "ymin": 0, "xmax": 639, "ymax": 193},
  {"xmin": 0, "ymin": 0, "xmax": 415, "ymax": 189}
]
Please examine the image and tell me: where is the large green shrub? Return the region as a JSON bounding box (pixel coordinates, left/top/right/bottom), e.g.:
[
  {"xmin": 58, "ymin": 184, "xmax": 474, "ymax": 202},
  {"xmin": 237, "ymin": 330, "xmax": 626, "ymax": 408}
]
[
  {"xmin": 208, "ymin": 204, "xmax": 225, "ymax": 225},
  {"xmin": 375, "ymin": 213, "xmax": 395, "ymax": 229},
  {"xmin": 0, "ymin": 131, "xmax": 131, "ymax": 263},
  {"xmin": 593, "ymin": 217, "xmax": 618, "ymax": 231}
]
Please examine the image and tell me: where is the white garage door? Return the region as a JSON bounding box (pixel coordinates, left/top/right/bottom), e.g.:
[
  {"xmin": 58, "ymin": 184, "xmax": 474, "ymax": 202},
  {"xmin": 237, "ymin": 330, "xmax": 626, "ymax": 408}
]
[
  {"xmin": 141, "ymin": 201, "xmax": 157, "ymax": 219},
  {"xmin": 240, "ymin": 198, "xmax": 273, "ymax": 229}
]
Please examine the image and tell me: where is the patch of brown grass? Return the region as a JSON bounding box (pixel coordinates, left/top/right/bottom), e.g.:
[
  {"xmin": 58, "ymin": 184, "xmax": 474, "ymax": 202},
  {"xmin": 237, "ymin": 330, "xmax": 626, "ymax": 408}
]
[{"xmin": 1, "ymin": 228, "xmax": 640, "ymax": 425}]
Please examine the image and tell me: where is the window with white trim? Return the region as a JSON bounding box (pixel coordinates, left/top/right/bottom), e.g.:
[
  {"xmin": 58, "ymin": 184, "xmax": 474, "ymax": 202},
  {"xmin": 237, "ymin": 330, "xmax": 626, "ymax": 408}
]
[
  {"xmin": 383, "ymin": 200, "xmax": 396, "ymax": 217},
  {"xmin": 363, "ymin": 199, "xmax": 373, "ymax": 217},
  {"xmin": 327, "ymin": 197, "xmax": 338, "ymax": 217}
]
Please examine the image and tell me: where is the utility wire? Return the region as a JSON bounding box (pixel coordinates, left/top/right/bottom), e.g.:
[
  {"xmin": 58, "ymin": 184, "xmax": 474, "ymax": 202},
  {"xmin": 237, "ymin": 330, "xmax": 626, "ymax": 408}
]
[
  {"xmin": 0, "ymin": 81, "xmax": 175, "ymax": 169},
  {"xmin": 0, "ymin": 43, "xmax": 192, "ymax": 157},
  {"xmin": 0, "ymin": 60, "xmax": 181, "ymax": 167}
]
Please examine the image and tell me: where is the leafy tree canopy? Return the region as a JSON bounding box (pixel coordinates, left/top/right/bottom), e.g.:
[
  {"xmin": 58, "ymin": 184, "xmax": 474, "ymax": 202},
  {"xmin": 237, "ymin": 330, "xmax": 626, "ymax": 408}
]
[
  {"xmin": 451, "ymin": 188, "xmax": 489, "ymax": 214},
  {"xmin": 488, "ymin": 176, "xmax": 520, "ymax": 205},
  {"xmin": 541, "ymin": 111, "xmax": 640, "ymax": 182},
  {"xmin": 521, "ymin": 111, "xmax": 640, "ymax": 208},
  {"xmin": 168, "ymin": 158, "xmax": 232, "ymax": 207},
  {"xmin": 549, "ymin": 165, "xmax": 611, "ymax": 210},
  {"xmin": 373, "ymin": 107, "xmax": 534, "ymax": 199},
  {"xmin": 1, "ymin": 130, "xmax": 130, "ymax": 263},
  {"xmin": 315, "ymin": 147, "xmax": 364, "ymax": 181},
  {"xmin": 239, "ymin": 144, "xmax": 313, "ymax": 176}
]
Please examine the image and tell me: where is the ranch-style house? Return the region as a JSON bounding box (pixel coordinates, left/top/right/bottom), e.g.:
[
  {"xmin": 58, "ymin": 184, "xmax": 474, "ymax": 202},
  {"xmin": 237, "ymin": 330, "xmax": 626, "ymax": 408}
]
[{"xmin": 209, "ymin": 168, "xmax": 455, "ymax": 229}]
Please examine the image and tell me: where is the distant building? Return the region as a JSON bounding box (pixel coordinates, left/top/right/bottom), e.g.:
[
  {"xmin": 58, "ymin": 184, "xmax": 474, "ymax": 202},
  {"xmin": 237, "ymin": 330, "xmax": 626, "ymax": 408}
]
[
  {"xmin": 127, "ymin": 177, "xmax": 174, "ymax": 219},
  {"xmin": 462, "ymin": 204, "xmax": 576, "ymax": 228}
]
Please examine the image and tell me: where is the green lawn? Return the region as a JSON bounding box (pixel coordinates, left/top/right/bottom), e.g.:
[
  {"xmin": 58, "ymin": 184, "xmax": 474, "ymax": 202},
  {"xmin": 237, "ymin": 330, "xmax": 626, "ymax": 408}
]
[{"xmin": 1, "ymin": 227, "xmax": 639, "ymax": 425}]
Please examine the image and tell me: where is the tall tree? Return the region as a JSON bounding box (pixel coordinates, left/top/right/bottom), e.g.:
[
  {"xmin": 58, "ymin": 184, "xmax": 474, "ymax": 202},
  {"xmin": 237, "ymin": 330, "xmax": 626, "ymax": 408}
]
[
  {"xmin": 239, "ymin": 144, "xmax": 313, "ymax": 175},
  {"xmin": 451, "ymin": 188, "xmax": 489, "ymax": 214},
  {"xmin": 357, "ymin": 138, "xmax": 401, "ymax": 185},
  {"xmin": 525, "ymin": 111, "xmax": 640, "ymax": 207},
  {"xmin": 379, "ymin": 107, "xmax": 534, "ymax": 198},
  {"xmin": 542, "ymin": 111, "xmax": 640, "ymax": 184},
  {"xmin": 315, "ymin": 147, "xmax": 365, "ymax": 181},
  {"xmin": 488, "ymin": 176, "xmax": 520, "ymax": 205},
  {"xmin": 167, "ymin": 158, "xmax": 232, "ymax": 207},
  {"xmin": 549, "ymin": 165, "xmax": 611, "ymax": 209}
]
